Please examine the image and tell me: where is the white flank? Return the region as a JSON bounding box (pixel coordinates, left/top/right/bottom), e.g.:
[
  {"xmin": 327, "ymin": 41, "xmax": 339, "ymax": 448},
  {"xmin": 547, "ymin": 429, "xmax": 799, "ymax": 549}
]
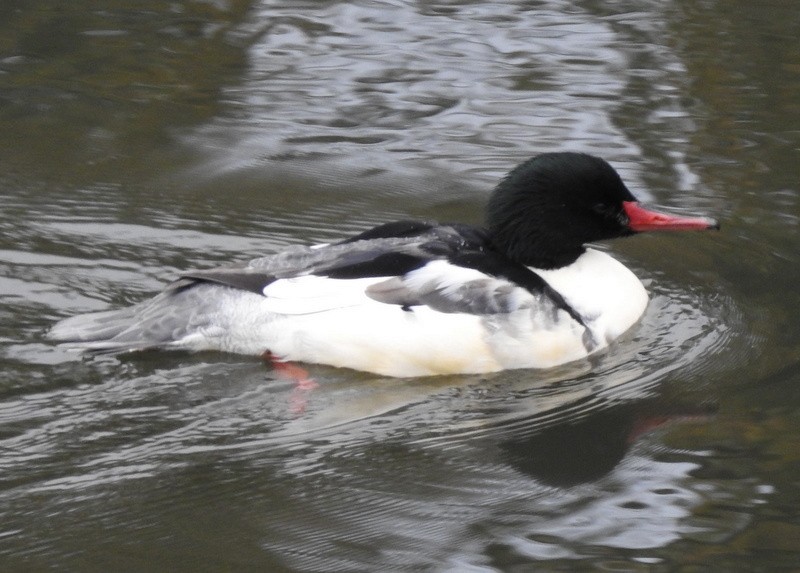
[{"xmin": 187, "ymin": 250, "xmax": 649, "ymax": 377}]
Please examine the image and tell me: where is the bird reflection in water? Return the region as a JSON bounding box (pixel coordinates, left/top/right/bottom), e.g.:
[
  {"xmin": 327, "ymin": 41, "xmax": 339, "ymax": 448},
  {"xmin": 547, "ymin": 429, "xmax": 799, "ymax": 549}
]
[{"xmin": 498, "ymin": 400, "xmax": 716, "ymax": 487}]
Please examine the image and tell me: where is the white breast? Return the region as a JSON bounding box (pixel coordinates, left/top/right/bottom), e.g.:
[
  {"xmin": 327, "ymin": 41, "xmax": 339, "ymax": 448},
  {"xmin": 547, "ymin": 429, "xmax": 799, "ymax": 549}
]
[{"xmin": 533, "ymin": 248, "xmax": 649, "ymax": 346}]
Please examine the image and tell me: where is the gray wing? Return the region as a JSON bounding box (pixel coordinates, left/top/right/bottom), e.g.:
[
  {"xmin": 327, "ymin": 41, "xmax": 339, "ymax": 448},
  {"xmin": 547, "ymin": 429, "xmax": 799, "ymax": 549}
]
[{"xmin": 365, "ymin": 262, "xmax": 537, "ymax": 315}]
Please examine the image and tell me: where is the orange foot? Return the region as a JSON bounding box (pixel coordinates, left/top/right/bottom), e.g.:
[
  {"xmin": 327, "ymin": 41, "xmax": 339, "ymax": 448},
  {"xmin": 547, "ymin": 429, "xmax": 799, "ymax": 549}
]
[{"xmin": 262, "ymin": 351, "xmax": 319, "ymax": 413}]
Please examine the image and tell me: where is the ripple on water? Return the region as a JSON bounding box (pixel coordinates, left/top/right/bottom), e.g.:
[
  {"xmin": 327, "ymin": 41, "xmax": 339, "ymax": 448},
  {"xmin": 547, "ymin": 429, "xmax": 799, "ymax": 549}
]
[{"xmin": 194, "ymin": 0, "xmax": 656, "ymax": 191}]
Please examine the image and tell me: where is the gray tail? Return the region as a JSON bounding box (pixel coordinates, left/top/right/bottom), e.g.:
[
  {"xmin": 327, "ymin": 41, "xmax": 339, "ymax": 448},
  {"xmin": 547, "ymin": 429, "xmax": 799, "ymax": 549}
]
[
  {"xmin": 47, "ymin": 282, "xmax": 224, "ymax": 354},
  {"xmin": 47, "ymin": 307, "xmax": 155, "ymax": 354}
]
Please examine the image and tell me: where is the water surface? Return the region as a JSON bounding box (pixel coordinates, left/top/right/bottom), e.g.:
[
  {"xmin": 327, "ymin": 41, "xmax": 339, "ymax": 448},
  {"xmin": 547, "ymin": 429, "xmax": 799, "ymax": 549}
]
[{"xmin": 2, "ymin": 0, "xmax": 800, "ymax": 570}]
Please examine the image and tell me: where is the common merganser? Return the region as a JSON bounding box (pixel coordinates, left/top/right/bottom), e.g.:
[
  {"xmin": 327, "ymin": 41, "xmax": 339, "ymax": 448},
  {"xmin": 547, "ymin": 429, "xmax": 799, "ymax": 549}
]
[{"xmin": 48, "ymin": 153, "xmax": 718, "ymax": 377}]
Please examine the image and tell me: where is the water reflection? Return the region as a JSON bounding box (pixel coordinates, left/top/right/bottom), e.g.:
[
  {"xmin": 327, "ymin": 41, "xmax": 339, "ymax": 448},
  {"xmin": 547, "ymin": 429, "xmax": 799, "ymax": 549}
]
[
  {"xmin": 246, "ymin": 388, "xmax": 729, "ymax": 569},
  {"xmin": 0, "ymin": 349, "xmax": 756, "ymax": 570},
  {"xmin": 499, "ymin": 399, "xmax": 715, "ymax": 487}
]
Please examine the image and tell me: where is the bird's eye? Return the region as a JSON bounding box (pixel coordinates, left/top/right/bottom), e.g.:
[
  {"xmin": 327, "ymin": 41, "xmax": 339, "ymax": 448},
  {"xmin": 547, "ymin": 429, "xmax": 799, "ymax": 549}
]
[{"xmin": 593, "ymin": 203, "xmax": 627, "ymax": 224}]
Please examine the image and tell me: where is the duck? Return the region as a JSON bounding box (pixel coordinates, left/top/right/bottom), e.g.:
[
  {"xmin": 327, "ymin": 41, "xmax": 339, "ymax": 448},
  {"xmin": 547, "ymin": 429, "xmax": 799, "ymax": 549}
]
[{"xmin": 48, "ymin": 152, "xmax": 719, "ymax": 377}]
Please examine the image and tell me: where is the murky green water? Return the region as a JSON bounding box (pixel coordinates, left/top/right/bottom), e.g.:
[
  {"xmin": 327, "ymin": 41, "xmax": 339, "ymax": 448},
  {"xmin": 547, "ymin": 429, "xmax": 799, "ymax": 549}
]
[{"xmin": 2, "ymin": 0, "xmax": 799, "ymax": 570}]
